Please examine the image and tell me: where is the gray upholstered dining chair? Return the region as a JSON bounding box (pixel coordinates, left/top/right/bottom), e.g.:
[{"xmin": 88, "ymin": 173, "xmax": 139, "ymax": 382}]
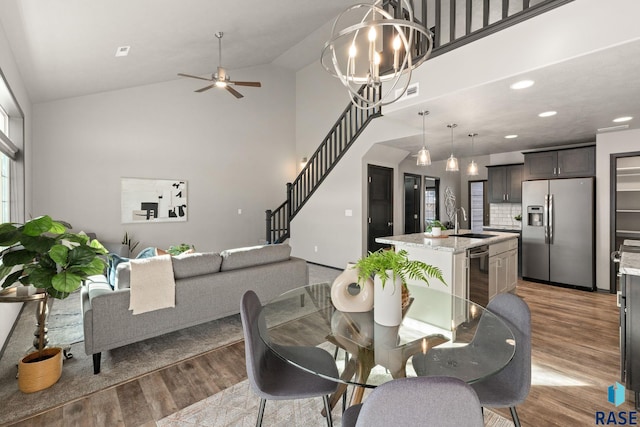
[
  {"xmin": 470, "ymin": 293, "xmax": 531, "ymax": 427},
  {"xmin": 341, "ymin": 376, "xmax": 484, "ymax": 427},
  {"xmin": 410, "ymin": 292, "xmax": 531, "ymax": 427},
  {"xmin": 240, "ymin": 290, "xmax": 339, "ymax": 427}
]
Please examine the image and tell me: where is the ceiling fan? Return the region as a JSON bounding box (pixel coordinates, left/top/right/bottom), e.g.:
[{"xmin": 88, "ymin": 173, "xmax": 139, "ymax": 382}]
[{"xmin": 178, "ymin": 32, "xmax": 261, "ymax": 99}]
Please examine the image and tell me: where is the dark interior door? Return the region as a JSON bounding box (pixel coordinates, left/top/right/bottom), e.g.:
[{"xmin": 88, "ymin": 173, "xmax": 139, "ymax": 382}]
[
  {"xmin": 368, "ymin": 165, "xmax": 393, "ymax": 253},
  {"xmin": 404, "ymin": 173, "xmax": 421, "ymax": 234}
]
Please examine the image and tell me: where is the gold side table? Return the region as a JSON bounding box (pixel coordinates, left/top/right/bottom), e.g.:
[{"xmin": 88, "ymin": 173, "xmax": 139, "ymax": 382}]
[{"xmin": 0, "ymin": 286, "xmax": 72, "ymax": 358}]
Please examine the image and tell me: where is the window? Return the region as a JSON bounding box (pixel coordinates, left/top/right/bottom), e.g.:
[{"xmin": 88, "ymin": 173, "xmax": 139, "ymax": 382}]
[
  {"xmin": 0, "ymin": 66, "xmax": 25, "ymax": 224},
  {"xmin": 424, "ymin": 177, "xmax": 439, "ymax": 225},
  {"xmin": 0, "ymin": 105, "xmax": 10, "ymax": 222}
]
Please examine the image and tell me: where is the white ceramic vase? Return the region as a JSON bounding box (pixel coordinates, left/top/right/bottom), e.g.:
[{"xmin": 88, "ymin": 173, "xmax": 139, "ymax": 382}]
[
  {"xmin": 331, "ymin": 263, "xmax": 374, "ymax": 312},
  {"xmin": 373, "ymin": 271, "xmax": 403, "ymax": 326}
]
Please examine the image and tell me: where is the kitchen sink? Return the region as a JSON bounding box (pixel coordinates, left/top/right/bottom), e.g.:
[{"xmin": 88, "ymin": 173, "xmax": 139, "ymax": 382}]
[{"xmin": 449, "ymin": 233, "xmax": 494, "ymax": 239}]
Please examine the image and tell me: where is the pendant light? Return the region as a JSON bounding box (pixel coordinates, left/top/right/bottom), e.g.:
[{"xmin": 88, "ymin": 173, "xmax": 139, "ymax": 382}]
[
  {"xmin": 467, "ymin": 133, "xmax": 479, "ymax": 176},
  {"xmin": 416, "ymin": 110, "xmax": 431, "ymax": 166},
  {"xmin": 445, "ymin": 124, "xmax": 459, "ymax": 172}
]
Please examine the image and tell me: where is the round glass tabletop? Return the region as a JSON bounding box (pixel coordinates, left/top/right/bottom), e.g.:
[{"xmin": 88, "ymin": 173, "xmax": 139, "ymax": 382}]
[{"xmin": 259, "ymin": 282, "xmax": 516, "ymax": 388}]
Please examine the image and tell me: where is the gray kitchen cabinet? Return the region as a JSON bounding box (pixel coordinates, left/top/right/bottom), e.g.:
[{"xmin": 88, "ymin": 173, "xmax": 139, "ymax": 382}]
[
  {"xmin": 488, "ymin": 239, "xmax": 518, "ymax": 301},
  {"xmin": 524, "ymin": 146, "xmax": 595, "ymax": 180},
  {"xmin": 487, "ymin": 164, "xmax": 523, "ymax": 203}
]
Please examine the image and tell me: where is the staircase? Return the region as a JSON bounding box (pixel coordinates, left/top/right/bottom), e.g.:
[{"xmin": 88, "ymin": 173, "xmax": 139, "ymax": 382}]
[
  {"xmin": 265, "ymin": 0, "xmax": 573, "ymax": 244},
  {"xmin": 265, "ymin": 85, "xmax": 382, "ymax": 244}
]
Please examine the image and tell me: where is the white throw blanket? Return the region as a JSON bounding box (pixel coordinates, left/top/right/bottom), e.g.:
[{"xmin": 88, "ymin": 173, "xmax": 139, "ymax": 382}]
[{"xmin": 128, "ymin": 255, "xmax": 176, "ymax": 315}]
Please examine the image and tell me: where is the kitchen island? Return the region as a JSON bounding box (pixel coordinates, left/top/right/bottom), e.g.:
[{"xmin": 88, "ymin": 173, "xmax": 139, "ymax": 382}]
[{"xmin": 376, "ymin": 230, "xmax": 519, "ymax": 307}]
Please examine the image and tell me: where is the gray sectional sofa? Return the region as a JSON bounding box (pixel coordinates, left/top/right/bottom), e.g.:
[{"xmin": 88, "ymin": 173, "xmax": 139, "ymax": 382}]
[{"xmin": 81, "ymin": 243, "xmax": 307, "ymax": 374}]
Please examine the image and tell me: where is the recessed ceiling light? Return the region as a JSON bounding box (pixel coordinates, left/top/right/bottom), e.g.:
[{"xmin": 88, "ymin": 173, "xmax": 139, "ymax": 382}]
[
  {"xmin": 613, "ymin": 116, "xmax": 633, "ymax": 123},
  {"xmin": 538, "ymin": 111, "xmax": 557, "ymax": 117},
  {"xmin": 115, "ymin": 46, "xmax": 131, "ymax": 57},
  {"xmin": 510, "ymin": 80, "xmax": 534, "ymax": 90},
  {"xmin": 505, "ymin": 134, "xmax": 518, "ymax": 139}
]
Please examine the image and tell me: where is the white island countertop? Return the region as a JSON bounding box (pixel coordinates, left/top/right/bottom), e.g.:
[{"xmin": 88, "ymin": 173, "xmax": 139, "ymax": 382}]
[
  {"xmin": 376, "ymin": 230, "xmax": 519, "ymax": 254},
  {"xmin": 620, "ymin": 239, "xmax": 640, "ymax": 276}
]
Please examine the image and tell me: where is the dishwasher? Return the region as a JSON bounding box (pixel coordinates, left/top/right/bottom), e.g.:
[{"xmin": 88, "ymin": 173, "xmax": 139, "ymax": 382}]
[{"xmin": 467, "ymin": 245, "xmax": 490, "ymax": 307}]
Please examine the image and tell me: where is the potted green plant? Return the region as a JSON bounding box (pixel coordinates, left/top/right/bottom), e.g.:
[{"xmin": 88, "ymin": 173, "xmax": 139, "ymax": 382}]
[
  {"xmin": 0, "ymin": 215, "xmax": 107, "ymax": 392},
  {"xmin": 354, "ymin": 249, "xmax": 445, "ymax": 326},
  {"xmin": 426, "ymin": 220, "xmax": 445, "ymax": 236},
  {"xmin": 167, "ymin": 243, "xmax": 195, "ymax": 256}
]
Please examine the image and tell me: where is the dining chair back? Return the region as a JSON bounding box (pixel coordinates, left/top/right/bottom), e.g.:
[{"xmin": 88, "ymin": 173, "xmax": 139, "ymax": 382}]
[
  {"xmin": 471, "ymin": 292, "xmax": 531, "ymax": 427},
  {"xmin": 341, "ymin": 376, "xmax": 484, "ymax": 427},
  {"xmin": 240, "ymin": 290, "xmax": 338, "ymax": 427}
]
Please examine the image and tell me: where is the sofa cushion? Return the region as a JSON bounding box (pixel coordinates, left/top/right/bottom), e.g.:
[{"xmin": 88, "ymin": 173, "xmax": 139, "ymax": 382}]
[
  {"xmin": 171, "ymin": 252, "xmax": 222, "ymax": 279},
  {"xmin": 115, "ymin": 252, "xmax": 222, "ymax": 288},
  {"xmin": 108, "ymin": 248, "xmax": 167, "ymax": 287},
  {"xmin": 220, "ymin": 244, "xmax": 291, "ymax": 272}
]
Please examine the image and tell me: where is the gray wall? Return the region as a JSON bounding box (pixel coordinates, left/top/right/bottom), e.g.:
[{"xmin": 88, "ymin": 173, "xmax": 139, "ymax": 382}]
[{"xmin": 31, "ymin": 64, "xmax": 297, "ymax": 254}]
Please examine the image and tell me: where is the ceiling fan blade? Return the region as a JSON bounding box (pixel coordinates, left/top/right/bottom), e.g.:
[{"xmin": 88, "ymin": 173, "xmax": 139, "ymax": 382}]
[
  {"xmin": 178, "ymin": 73, "xmax": 213, "ymax": 82},
  {"xmin": 230, "ymin": 81, "xmax": 262, "ymax": 87},
  {"xmin": 225, "ymin": 85, "xmax": 244, "ymax": 99},
  {"xmin": 195, "ymin": 84, "xmax": 216, "ymax": 93}
]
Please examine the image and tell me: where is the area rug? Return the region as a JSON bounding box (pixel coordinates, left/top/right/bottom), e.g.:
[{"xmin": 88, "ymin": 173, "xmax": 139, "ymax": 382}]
[
  {"xmin": 0, "ymin": 288, "xmax": 316, "ymax": 426},
  {"xmin": 158, "ymin": 379, "xmax": 515, "ymax": 427}
]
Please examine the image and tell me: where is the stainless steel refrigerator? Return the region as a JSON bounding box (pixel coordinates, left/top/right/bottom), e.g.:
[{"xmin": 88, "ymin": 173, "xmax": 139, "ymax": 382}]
[{"xmin": 522, "ymin": 177, "xmax": 595, "ymax": 290}]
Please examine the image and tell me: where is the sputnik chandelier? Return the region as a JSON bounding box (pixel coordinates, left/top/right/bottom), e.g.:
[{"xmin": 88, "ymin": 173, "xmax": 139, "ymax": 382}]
[{"xmin": 321, "ymin": 0, "xmax": 432, "ymax": 110}]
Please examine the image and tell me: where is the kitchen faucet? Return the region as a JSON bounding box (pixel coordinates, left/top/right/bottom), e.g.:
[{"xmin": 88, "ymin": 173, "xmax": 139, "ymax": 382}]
[{"xmin": 454, "ymin": 207, "xmax": 467, "ymax": 234}]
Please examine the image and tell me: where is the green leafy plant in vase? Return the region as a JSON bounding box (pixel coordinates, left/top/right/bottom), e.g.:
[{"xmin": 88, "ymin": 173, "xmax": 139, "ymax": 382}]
[
  {"xmin": 0, "ymin": 215, "xmax": 108, "ymax": 392},
  {"xmin": 167, "ymin": 243, "xmax": 195, "ymax": 256},
  {"xmin": 354, "ymin": 249, "xmax": 445, "ymax": 326},
  {"xmin": 426, "ymin": 219, "xmax": 446, "ymax": 235}
]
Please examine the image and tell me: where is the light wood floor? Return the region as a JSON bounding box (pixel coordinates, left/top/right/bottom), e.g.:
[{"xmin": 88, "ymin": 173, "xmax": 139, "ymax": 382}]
[{"xmin": 9, "ymin": 280, "xmax": 634, "ymax": 426}]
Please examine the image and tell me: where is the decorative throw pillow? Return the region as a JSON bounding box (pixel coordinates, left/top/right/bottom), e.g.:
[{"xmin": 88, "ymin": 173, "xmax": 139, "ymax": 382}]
[
  {"xmin": 136, "ymin": 247, "xmax": 158, "ymax": 259},
  {"xmin": 107, "ymin": 254, "xmax": 130, "ymax": 287},
  {"xmin": 107, "ymin": 247, "xmax": 160, "ymax": 287}
]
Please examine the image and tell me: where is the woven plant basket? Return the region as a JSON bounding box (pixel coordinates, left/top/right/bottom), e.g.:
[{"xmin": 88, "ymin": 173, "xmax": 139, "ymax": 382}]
[{"xmin": 18, "ymin": 347, "xmax": 63, "ymax": 393}]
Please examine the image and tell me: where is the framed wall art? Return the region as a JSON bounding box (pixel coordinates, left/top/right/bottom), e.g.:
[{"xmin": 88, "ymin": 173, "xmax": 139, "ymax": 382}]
[{"xmin": 121, "ymin": 178, "xmax": 187, "ymax": 223}]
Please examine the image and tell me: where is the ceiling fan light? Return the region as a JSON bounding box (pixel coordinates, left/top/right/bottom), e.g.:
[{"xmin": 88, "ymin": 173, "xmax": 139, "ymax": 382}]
[
  {"xmin": 215, "ymin": 80, "xmax": 227, "ymax": 88},
  {"xmin": 446, "ymin": 155, "xmax": 459, "ymax": 172},
  {"xmin": 467, "ymin": 160, "xmax": 479, "ymax": 176},
  {"xmin": 417, "ymin": 147, "xmax": 431, "ymax": 166}
]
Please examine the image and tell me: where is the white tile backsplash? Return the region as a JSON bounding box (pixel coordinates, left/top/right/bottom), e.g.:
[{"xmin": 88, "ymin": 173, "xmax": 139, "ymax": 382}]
[{"xmin": 489, "ymin": 203, "xmax": 522, "ymax": 229}]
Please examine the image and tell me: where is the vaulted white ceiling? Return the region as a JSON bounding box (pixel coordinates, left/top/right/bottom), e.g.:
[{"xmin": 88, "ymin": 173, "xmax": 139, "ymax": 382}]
[
  {"xmin": 0, "ymin": 0, "xmax": 347, "ymax": 103},
  {"xmin": 1, "ymin": 0, "xmax": 639, "ymax": 160}
]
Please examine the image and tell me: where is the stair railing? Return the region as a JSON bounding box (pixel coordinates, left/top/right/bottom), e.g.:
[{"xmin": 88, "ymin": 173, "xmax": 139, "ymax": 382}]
[{"xmin": 266, "ymin": 85, "xmax": 382, "ymax": 243}]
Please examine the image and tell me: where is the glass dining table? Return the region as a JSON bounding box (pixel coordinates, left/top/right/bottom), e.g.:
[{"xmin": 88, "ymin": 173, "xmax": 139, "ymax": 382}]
[{"xmin": 259, "ymin": 282, "xmax": 516, "ymax": 410}]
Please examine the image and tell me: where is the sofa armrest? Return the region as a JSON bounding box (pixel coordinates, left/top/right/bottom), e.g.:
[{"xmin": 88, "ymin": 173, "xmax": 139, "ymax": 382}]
[{"xmin": 82, "ymin": 279, "xmax": 130, "ymax": 355}]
